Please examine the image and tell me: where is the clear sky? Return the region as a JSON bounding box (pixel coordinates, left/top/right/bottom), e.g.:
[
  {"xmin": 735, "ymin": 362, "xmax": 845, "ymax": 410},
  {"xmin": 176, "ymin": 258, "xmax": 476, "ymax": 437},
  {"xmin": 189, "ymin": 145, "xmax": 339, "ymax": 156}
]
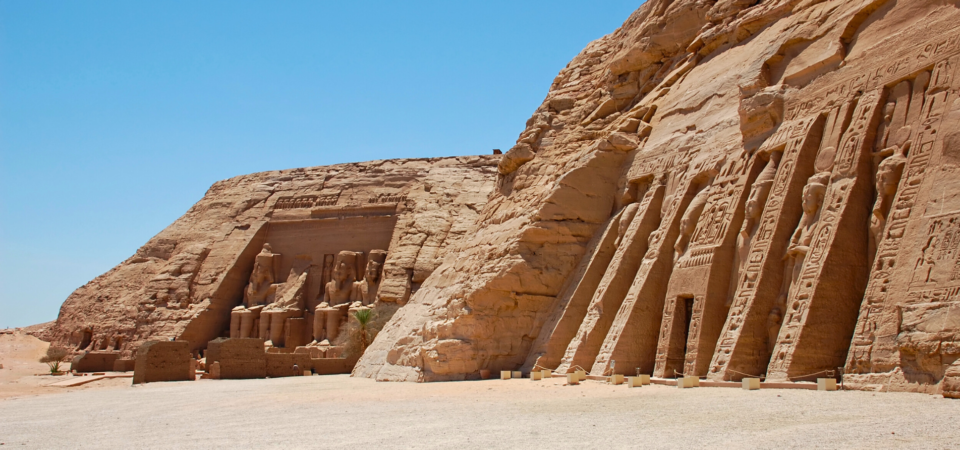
[{"xmin": 0, "ymin": 1, "xmax": 643, "ymax": 327}]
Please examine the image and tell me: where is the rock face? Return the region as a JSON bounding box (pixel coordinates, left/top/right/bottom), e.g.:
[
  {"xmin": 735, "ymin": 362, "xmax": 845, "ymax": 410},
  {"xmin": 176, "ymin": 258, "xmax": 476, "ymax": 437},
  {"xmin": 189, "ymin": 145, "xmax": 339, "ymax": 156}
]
[
  {"xmin": 41, "ymin": 156, "xmax": 499, "ymax": 356},
  {"xmin": 354, "ymin": 0, "xmax": 960, "ymax": 396}
]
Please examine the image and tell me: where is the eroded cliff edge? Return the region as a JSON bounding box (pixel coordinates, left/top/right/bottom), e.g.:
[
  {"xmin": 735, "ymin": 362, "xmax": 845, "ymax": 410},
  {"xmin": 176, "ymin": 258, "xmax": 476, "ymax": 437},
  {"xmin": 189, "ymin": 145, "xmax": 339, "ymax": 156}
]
[{"xmin": 355, "ymin": 0, "xmax": 960, "ymax": 396}]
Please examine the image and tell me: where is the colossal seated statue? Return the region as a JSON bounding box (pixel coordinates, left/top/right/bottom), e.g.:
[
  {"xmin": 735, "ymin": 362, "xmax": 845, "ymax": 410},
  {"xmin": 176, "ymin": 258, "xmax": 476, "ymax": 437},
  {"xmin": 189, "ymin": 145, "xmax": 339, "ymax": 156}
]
[
  {"xmin": 230, "ymin": 244, "xmax": 280, "ymax": 339},
  {"xmin": 260, "ymin": 270, "xmax": 309, "ymax": 347},
  {"xmin": 313, "ymin": 251, "xmax": 358, "ymax": 344},
  {"xmin": 353, "ymin": 260, "xmax": 382, "ymax": 307}
]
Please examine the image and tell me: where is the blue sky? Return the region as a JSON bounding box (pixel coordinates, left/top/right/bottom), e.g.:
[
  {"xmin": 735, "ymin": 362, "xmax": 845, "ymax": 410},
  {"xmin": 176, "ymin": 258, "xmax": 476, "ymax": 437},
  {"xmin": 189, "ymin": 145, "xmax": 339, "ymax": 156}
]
[{"xmin": 0, "ymin": 1, "xmax": 642, "ymax": 327}]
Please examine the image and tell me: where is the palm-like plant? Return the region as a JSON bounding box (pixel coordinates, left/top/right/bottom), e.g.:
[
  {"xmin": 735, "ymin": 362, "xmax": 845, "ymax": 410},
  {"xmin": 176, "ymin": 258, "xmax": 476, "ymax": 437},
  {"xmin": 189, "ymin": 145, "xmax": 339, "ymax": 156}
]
[
  {"xmin": 353, "ymin": 308, "xmax": 374, "ymax": 354},
  {"xmin": 40, "ymin": 346, "xmax": 70, "ymax": 374}
]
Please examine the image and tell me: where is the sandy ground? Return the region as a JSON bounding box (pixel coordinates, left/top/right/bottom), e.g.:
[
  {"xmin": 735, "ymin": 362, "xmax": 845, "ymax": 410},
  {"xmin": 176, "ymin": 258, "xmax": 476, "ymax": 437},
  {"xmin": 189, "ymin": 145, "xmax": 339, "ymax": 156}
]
[
  {"xmin": 2, "ymin": 333, "xmax": 959, "ymax": 449},
  {"xmin": 0, "ymin": 332, "xmax": 131, "ymax": 400}
]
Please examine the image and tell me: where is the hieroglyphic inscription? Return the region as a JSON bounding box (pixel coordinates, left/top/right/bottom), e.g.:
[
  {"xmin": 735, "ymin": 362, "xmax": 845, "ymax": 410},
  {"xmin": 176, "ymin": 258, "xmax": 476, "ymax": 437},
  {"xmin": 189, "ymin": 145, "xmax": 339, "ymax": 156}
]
[
  {"xmin": 785, "ymin": 30, "xmax": 960, "ymax": 122},
  {"xmin": 367, "ymin": 193, "xmax": 407, "ymax": 204},
  {"xmin": 274, "ymin": 194, "xmax": 340, "ymax": 210}
]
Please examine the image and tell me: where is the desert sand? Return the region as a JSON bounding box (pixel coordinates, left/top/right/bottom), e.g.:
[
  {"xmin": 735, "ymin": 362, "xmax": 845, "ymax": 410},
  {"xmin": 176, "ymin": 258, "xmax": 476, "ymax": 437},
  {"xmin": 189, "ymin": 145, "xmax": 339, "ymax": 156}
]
[{"xmin": 2, "ymin": 334, "xmax": 958, "ymax": 449}]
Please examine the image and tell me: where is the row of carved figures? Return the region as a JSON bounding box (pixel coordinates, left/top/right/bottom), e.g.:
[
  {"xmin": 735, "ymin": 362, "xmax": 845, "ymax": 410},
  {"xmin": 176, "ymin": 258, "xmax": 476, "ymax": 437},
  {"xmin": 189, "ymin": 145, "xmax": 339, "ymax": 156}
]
[{"xmin": 229, "ymin": 244, "xmax": 387, "ymax": 348}]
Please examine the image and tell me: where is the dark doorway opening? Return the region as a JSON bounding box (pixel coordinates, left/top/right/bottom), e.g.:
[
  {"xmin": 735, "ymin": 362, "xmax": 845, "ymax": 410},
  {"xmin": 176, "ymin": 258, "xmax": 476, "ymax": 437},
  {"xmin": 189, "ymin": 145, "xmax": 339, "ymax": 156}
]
[{"xmin": 681, "ymin": 296, "xmax": 695, "ymax": 358}]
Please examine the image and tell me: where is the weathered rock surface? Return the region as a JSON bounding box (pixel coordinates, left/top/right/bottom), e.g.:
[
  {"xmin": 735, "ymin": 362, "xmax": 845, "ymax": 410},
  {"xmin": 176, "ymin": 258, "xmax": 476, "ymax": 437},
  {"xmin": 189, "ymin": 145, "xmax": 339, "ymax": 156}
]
[
  {"xmin": 40, "ymin": 156, "xmax": 499, "ymax": 355},
  {"xmin": 354, "ymin": 0, "xmax": 960, "ymax": 395}
]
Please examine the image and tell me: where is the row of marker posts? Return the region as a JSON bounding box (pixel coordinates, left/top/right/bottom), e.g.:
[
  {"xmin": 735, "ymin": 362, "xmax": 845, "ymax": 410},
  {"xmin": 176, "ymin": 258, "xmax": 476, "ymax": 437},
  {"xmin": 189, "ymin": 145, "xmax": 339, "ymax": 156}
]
[{"xmin": 499, "ymin": 365, "xmax": 838, "ymax": 391}]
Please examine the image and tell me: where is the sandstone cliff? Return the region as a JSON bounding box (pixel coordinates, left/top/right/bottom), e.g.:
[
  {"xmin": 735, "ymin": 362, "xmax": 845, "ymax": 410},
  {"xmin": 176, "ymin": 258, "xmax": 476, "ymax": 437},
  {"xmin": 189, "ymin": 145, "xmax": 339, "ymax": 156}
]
[
  {"xmin": 41, "ymin": 156, "xmax": 500, "ymax": 355},
  {"xmin": 355, "ymin": 0, "xmax": 960, "ymax": 397}
]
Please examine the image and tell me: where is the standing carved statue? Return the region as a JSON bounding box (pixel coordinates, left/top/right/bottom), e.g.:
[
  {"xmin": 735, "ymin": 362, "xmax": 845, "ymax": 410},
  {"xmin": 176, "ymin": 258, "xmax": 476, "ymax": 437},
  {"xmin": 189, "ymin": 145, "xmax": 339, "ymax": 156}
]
[
  {"xmin": 615, "ymin": 202, "xmax": 641, "ymax": 247},
  {"xmin": 674, "ymin": 186, "xmax": 711, "ymax": 262},
  {"xmin": 869, "ymin": 149, "xmax": 907, "ymax": 261},
  {"xmin": 730, "ymin": 152, "xmax": 781, "ymax": 305},
  {"xmin": 776, "ymin": 172, "xmax": 829, "ymax": 313}
]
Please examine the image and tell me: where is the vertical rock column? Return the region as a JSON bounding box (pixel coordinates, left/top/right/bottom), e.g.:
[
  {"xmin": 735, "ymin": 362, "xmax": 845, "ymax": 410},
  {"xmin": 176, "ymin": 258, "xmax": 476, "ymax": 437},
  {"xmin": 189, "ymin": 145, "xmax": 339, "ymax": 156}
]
[
  {"xmin": 554, "ymin": 182, "xmax": 666, "ymax": 374},
  {"xmin": 521, "ymin": 209, "xmax": 625, "ymax": 372}
]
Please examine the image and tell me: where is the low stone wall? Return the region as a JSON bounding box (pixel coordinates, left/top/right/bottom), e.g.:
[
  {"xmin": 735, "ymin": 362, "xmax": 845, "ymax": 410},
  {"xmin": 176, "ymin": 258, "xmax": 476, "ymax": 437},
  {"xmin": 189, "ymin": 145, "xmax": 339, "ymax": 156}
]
[
  {"xmin": 133, "ymin": 341, "xmax": 193, "ymax": 384},
  {"xmin": 314, "ymin": 357, "xmax": 359, "ymax": 375},
  {"xmin": 206, "ymin": 338, "xmax": 266, "ymax": 379},
  {"xmin": 71, "ymin": 351, "xmax": 119, "ymax": 373},
  {"xmin": 113, "ymin": 359, "xmax": 136, "ymax": 372},
  {"xmin": 264, "ymin": 353, "xmax": 312, "ymax": 378}
]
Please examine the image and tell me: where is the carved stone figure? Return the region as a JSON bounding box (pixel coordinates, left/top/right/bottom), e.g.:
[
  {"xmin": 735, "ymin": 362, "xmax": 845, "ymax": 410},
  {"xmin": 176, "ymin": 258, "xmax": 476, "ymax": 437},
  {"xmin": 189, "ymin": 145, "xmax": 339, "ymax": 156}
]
[
  {"xmin": 353, "ymin": 260, "xmax": 383, "ymax": 307},
  {"xmin": 244, "ymin": 244, "xmax": 278, "ymax": 307},
  {"xmin": 777, "ymin": 173, "xmax": 829, "ymax": 312},
  {"xmin": 230, "ymin": 244, "xmax": 280, "ymax": 339},
  {"xmin": 615, "ymin": 202, "xmax": 641, "ymax": 247},
  {"xmin": 260, "ymin": 270, "xmax": 309, "ymax": 347},
  {"xmin": 674, "ymin": 187, "xmax": 711, "ymax": 262},
  {"xmin": 766, "ymin": 307, "xmax": 783, "ymax": 356},
  {"xmin": 869, "ymin": 149, "xmax": 907, "ymax": 261},
  {"xmin": 313, "ymin": 251, "xmax": 358, "ymax": 344},
  {"xmin": 734, "ymin": 152, "xmax": 781, "ymax": 296}
]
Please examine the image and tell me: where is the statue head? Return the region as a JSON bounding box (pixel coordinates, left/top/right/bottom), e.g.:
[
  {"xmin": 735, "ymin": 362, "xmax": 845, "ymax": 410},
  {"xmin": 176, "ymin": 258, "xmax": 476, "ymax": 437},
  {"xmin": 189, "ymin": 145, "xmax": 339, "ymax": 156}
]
[
  {"xmin": 877, "ymin": 154, "xmax": 906, "ymax": 196},
  {"xmin": 365, "ymin": 261, "xmax": 382, "ymax": 284},
  {"xmin": 746, "ymin": 152, "xmax": 780, "ymax": 220},
  {"xmin": 801, "ymin": 173, "xmax": 829, "ymax": 215},
  {"xmin": 261, "ymin": 243, "xmax": 273, "ymax": 254},
  {"xmin": 332, "ymin": 261, "xmax": 350, "ymax": 283},
  {"xmin": 746, "ymin": 180, "xmax": 773, "ymax": 220}
]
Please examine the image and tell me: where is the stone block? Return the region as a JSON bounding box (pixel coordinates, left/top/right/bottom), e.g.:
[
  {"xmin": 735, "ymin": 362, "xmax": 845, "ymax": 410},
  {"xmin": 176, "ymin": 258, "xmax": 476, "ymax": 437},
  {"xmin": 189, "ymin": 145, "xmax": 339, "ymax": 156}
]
[
  {"xmin": 531, "ymin": 371, "xmax": 542, "ymax": 381},
  {"xmin": 500, "ymin": 370, "xmax": 511, "ymax": 380},
  {"xmin": 541, "ymin": 369, "xmax": 552, "ymax": 379},
  {"xmin": 627, "ymin": 376, "xmax": 643, "ymax": 387},
  {"xmin": 133, "ymin": 341, "xmax": 193, "ymax": 384},
  {"xmin": 112, "ymin": 359, "xmax": 136, "ymax": 372},
  {"xmin": 742, "ymin": 378, "xmax": 761, "ymax": 390},
  {"xmin": 71, "ymin": 351, "xmax": 119, "ymax": 373},
  {"xmin": 818, "ymin": 378, "xmax": 838, "ymax": 391},
  {"xmin": 206, "ymin": 338, "xmax": 267, "ymax": 379},
  {"xmin": 677, "ymin": 376, "xmax": 700, "ymax": 389},
  {"xmin": 575, "ymin": 370, "xmax": 587, "ymax": 381},
  {"xmin": 609, "ymin": 374, "xmax": 624, "ymax": 385},
  {"xmin": 566, "ymin": 373, "xmax": 580, "ymax": 385},
  {"xmin": 512, "ymin": 371, "xmax": 522, "ymax": 379}
]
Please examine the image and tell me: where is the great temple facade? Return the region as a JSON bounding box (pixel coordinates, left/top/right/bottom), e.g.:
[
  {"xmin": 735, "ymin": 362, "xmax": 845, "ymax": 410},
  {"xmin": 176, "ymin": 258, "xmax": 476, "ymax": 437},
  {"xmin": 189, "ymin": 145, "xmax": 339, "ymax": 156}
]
[{"xmin": 41, "ymin": 0, "xmax": 960, "ymax": 396}]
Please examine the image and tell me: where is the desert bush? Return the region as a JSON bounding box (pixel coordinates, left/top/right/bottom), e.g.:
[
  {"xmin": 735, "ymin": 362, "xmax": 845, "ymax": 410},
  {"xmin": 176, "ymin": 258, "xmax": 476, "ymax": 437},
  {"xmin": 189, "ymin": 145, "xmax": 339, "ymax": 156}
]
[{"xmin": 40, "ymin": 346, "xmax": 71, "ymax": 374}]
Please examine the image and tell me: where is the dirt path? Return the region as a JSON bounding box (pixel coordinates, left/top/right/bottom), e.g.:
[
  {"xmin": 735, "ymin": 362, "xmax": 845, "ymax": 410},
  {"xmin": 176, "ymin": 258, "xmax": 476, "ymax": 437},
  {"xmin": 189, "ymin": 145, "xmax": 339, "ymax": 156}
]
[{"xmin": 1, "ymin": 371, "xmax": 958, "ymax": 449}]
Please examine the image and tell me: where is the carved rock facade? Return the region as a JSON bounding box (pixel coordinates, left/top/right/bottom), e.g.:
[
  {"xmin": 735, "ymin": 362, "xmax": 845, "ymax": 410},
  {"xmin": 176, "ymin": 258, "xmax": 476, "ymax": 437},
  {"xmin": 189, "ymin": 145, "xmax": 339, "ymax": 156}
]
[
  {"xmin": 355, "ymin": 0, "xmax": 960, "ymax": 396},
  {"xmin": 41, "ymin": 0, "xmax": 960, "ymax": 395},
  {"xmin": 40, "ymin": 156, "xmax": 499, "ymax": 355}
]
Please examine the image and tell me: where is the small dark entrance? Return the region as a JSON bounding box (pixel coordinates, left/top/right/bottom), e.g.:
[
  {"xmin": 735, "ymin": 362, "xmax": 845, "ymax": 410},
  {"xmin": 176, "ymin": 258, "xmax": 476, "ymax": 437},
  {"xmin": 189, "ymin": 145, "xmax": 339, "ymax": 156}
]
[{"xmin": 680, "ymin": 296, "xmax": 695, "ymax": 357}]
